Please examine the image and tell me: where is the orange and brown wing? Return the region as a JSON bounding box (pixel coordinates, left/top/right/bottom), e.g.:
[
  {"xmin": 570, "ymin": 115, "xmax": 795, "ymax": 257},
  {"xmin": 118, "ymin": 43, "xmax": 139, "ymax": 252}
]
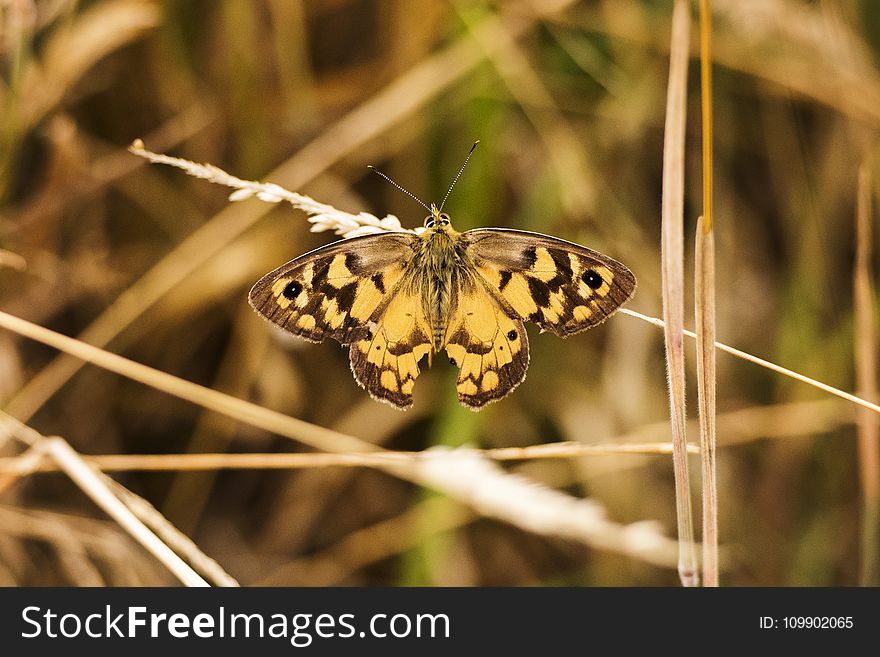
[
  {"xmin": 442, "ymin": 277, "xmax": 529, "ymax": 410},
  {"xmin": 461, "ymin": 228, "xmax": 636, "ymax": 337},
  {"xmin": 248, "ymin": 232, "xmax": 417, "ymax": 345},
  {"xmin": 348, "ymin": 281, "xmax": 433, "ymax": 410}
]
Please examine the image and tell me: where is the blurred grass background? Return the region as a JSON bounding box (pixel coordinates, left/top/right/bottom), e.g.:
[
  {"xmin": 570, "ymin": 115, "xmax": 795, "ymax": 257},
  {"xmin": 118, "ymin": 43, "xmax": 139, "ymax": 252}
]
[{"xmin": 1, "ymin": 0, "xmax": 878, "ymax": 585}]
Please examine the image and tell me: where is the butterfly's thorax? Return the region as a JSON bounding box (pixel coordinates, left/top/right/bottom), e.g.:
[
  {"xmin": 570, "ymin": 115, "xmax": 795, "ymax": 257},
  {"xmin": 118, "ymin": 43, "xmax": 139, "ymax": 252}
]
[{"xmin": 413, "ymin": 223, "xmax": 470, "ymax": 350}]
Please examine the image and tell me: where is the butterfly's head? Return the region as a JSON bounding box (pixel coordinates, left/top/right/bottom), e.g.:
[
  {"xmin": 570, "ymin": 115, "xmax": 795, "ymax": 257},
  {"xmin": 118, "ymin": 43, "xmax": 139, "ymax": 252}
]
[
  {"xmin": 368, "ymin": 142, "xmax": 477, "ymax": 235},
  {"xmin": 424, "ymin": 204, "xmax": 452, "ymax": 231}
]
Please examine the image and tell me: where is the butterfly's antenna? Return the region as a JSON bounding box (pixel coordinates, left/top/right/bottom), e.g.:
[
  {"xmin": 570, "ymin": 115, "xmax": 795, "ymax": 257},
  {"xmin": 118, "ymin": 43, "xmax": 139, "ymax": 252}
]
[
  {"xmin": 439, "ymin": 140, "xmax": 479, "ymax": 212},
  {"xmin": 366, "ymin": 165, "xmax": 431, "ymax": 212}
]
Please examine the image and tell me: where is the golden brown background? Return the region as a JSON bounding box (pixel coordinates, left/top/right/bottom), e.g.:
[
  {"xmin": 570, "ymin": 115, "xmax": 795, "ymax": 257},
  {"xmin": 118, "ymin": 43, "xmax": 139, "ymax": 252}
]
[{"xmin": 1, "ymin": 0, "xmax": 878, "ymax": 585}]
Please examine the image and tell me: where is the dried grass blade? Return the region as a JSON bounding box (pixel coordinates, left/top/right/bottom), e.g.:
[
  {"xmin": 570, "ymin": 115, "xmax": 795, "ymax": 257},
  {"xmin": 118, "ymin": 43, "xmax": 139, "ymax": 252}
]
[
  {"xmin": 661, "ymin": 0, "xmax": 698, "ymax": 586},
  {"xmin": 0, "ymin": 310, "xmax": 375, "ymax": 455},
  {"xmin": 620, "ymin": 308, "xmax": 880, "ymax": 416},
  {"xmin": 109, "ymin": 481, "xmax": 239, "ymax": 587},
  {"xmin": 854, "ymin": 161, "xmax": 879, "ymax": 586},
  {"xmin": 696, "ymin": 218, "xmax": 717, "ymax": 586},
  {"xmin": 42, "ymin": 437, "xmax": 209, "ymax": 587},
  {"xmin": 696, "ymin": 0, "xmax": 718, "ymax": 588}
]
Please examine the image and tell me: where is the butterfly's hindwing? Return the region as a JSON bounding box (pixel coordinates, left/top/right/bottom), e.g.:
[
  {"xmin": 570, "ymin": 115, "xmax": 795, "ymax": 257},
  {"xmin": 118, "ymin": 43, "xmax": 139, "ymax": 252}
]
[
  {"xmin": 248, "ymin": 232, "xmax": 417, "ymax": 344},
  {"xmin": 462, "ymin": 228, "xmax": 636, "ymax": 336},
  {"xmin": 349, "ymin": 283, "xmax": 433, "ymax": 409},
  {"xmin": 443, "ymin": 277, "xmax": 529, "ymax": 409}
]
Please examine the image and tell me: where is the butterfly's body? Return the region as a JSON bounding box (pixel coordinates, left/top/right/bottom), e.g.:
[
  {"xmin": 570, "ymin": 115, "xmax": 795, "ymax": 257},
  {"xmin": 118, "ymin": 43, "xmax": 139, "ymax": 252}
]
[
  {"xmin": 250, "ymin": 203, "xmax": 636, "ymax": 410},
  {"xmin": 410, "ymin": 215, "xmax": 496, "ymax": 356},
  {"xmin": 411, "ymin": 220, "xmax": 469, "ymax": 350}
]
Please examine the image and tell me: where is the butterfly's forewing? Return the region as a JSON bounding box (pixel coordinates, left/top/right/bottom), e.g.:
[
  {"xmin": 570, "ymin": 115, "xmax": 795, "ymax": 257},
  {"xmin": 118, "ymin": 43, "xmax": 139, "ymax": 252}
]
[
  {"xmin": 443, "ymin": 278, "xmax": 529, "ymax": 409},
  {"xmin": 249, "ymin": 231, "xmax": 433, "ymax": 409},
  {"xmin": 248, "ymin": 232, "xmax": 418, "ymax": 344},
  {"xmin": 461, "ymin": 228, "xmax": 636, "ymax": 337}
]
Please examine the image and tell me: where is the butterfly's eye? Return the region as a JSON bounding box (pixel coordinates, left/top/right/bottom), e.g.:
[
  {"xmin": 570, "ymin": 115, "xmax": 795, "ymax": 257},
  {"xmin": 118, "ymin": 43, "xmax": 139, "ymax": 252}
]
[
  {"xmin": 424, "ymin": 216, "xmax": 435, "ymax": 228},
  {"xmin": 439, "ymin": 213, "xmax": 451, "ymax": 226}
]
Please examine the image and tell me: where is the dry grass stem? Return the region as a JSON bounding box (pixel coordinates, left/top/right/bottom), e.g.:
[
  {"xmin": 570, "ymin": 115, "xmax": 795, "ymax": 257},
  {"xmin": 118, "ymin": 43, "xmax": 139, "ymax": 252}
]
[
  {"xmin": 40, "ymin": 436, "xmax": 208, "ymax": 587},
  {"xmin": 0, "ymin": 309, "xmax": 377, "ymax": 455},
  {"xmin": 568, "ymin": 2, "xmax": 880, "ymax": 128},
  {"xmin": 108, "ymin": 482, "xmax": 239, "ymax": 587},
  {"xmin": 620, "ymin": 309, "xmax": 880, "ymax": 416},
  {"xmin": 661, "ymin": 0, "xmax": 698, "ymax": 587},
  {"xmin": 129, "ymin": 140, "xmax": 413, "ymax": 239},
  {"xmin": 696, "ymin": 218, "xmax": 718, "ymax": 586},
  {"xmin": 0, "ymin": 442, "xmax": 697, "ymax": 475},
  {"xmin": 854, "ymin": 161, "xmax": 879, "ymax": 585},
  {"xmin": 2, "ymin": 395, "xmax": 854, "ymax": 478},
  {"xmin": 0, "ymin": 400, "xmax": 852, "ymax": 483},
  {"xmin": 0, "ymin": 442, "xmax": 49, "ymax": 495},
  {"xmin": 0, "ymin": 412, "xmax": 236, "ymax": 586},
  {"xmin": 696, "ymin": 0, "xmax": 718, "ymax": 588}
]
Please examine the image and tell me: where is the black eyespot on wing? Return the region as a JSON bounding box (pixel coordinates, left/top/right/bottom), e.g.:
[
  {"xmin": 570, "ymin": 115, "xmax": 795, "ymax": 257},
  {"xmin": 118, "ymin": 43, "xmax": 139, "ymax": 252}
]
[
  {"xmin": 449, "ymin": 357, "xmax": 457, "ymax": 366},
  {"xmin": 371, "ymin": 272, "xmax": 386, "ymax": 294},
  {"xmin": 582, "ymin": 269, "xmax": 603, "ymax": 290},
  {"xmin": 506, "ymin": 330, "xmax": 517, "ymax": 341},
  {"xmin": 282, "ymin": 281, "xmax": 303, "ymax": 300}
]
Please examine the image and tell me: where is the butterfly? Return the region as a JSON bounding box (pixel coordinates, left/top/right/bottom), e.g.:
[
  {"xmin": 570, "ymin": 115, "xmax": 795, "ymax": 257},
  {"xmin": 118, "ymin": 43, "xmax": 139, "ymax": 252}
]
[{"xmin": 248, "ymin": 149, "xmax": 636, "ymax": 410}]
